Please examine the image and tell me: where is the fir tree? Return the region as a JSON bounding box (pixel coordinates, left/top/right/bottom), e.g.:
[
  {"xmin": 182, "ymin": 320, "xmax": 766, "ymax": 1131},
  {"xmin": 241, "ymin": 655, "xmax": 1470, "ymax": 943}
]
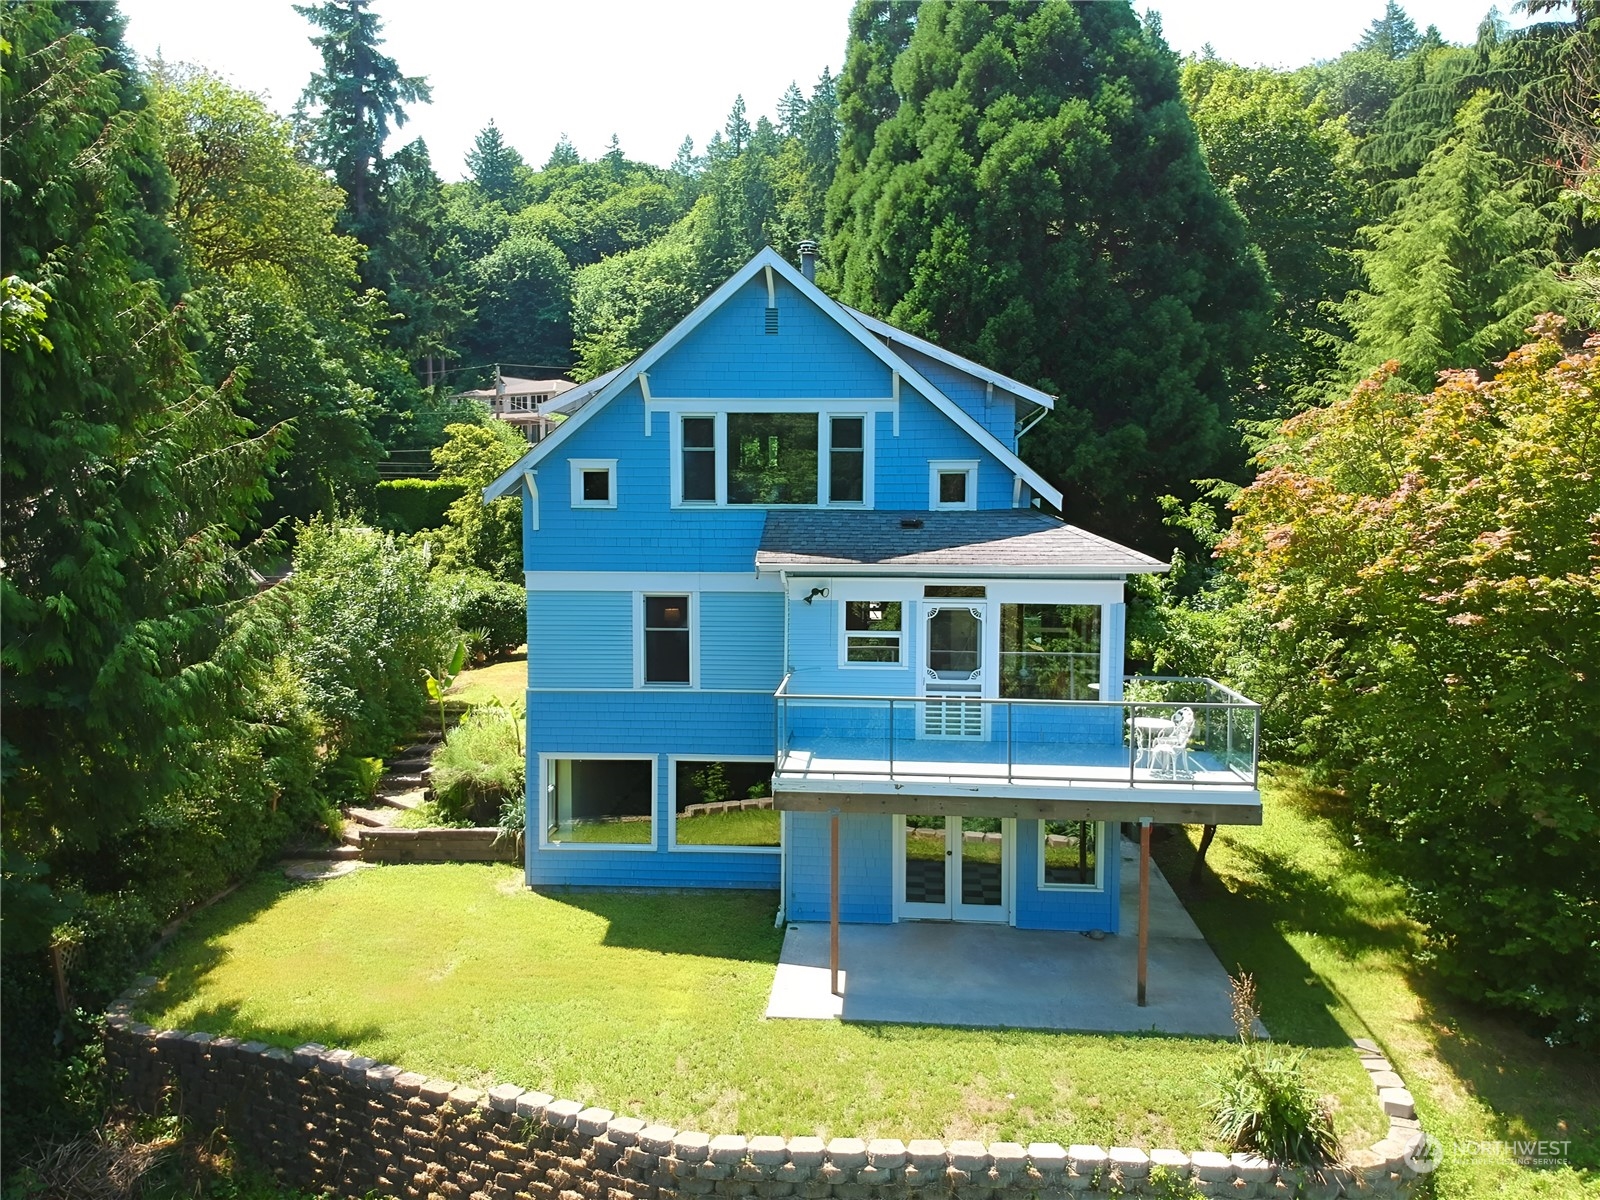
[
  {"xmin": 1357, "ymin": 1, "xmax": 1424, "ymax": 60},
  {"xmin": 465, "ymin": 120, "xmax": 525, "ymax": 205},
  {"xmin": 544, "ymin": 133, "xmax": 581, "ymax": 169}
]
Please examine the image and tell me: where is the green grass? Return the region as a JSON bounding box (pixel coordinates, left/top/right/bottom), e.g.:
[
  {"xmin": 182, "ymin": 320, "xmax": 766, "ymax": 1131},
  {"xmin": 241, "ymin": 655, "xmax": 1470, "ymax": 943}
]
[
  {"xmin": 446, "ymin": 652, "xmax": 526, "ymax": 710},
  {"xmin": 674, "ymin": 808, "xmax": 780, "ymax": 846},
  {"xmin": 390, "ymin": 800, "xmax": 473, "ymax": 830},
  {"xmin": 137, "ymin": 770, "xmax": 1598, "ymax": 1191},
  {"xmin": 549, "ymin": 820, "xmax": 652, "ymax": 845},
  {"xmin": 1152, "ymin": 767, "xmax": 1598, "ymax": 1200}
]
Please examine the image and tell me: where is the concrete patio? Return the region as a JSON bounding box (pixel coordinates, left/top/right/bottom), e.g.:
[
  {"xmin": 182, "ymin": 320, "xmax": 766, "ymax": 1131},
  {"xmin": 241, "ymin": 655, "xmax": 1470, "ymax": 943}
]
[{"xmin": 765, "ymin": 837, "xmax": 1253, "ymax": 1038}]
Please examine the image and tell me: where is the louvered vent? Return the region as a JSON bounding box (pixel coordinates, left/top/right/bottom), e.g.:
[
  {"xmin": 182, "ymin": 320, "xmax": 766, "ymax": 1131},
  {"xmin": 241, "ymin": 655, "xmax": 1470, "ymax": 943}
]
[{"xmin": 764, "ymin": 306, "xmax": 779, "ymax": 335}]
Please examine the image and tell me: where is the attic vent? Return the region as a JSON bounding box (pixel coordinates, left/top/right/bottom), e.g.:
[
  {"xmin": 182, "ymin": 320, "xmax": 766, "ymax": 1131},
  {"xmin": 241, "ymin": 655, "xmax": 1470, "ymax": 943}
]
[
  {"xmin": 900, "ymin": 517, "xmax": 924, "ymax": 529},
  {"xmin": 764, "ymin": 306, "xmax": 779, "ymax": 335}
]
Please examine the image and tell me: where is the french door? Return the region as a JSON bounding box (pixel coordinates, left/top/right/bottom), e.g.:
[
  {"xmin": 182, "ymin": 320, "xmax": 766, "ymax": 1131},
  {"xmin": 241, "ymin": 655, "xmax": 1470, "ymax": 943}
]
[{"xmin": 899, "ymin": 816, "xmax": 1008, "ymax": 922}]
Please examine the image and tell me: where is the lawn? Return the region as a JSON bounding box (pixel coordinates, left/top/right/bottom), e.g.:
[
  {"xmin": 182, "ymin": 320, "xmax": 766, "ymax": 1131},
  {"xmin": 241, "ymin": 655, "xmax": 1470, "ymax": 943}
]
[
  {"xmin": 136, "ymin": 771, "xmax": 1597, "ymax": 1193},
  {"xmin": 1152, "ymin": 769, "xmax": 1598, "ymax": 1200},
  {"xmin": 446, "ymin": 652, "xmax": 526, "ymax": 710}
]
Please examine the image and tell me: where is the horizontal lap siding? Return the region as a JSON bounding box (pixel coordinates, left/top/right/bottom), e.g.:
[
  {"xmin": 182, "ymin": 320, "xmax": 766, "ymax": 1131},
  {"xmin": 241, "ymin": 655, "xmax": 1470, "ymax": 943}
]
[
  {"xmin": 785, "ymin": 594, "xmax": 920, "ymax": 697},
  {"xmin": 524, "ymin": 691, "xmax": 779, "ymax": 891},
  {"xmin": 784, "ymin": 812, "xmax": 894, "ymax": 924},
  {"xmin": 700, "ymin": 593, "xmax": 784, "ymax": 690},
  {"xmin": 528, "ymin": 592, "xmax": 632, "ymax": 688},
  {"xmin": 1012, "ymin": 820, "xmax": 1120, "ymax": 934}
]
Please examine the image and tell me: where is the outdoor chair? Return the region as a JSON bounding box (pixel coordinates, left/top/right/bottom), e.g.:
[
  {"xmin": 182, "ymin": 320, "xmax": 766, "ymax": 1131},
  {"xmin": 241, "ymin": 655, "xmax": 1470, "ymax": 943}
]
[{"xmin": 1148, "ymin": 707, "xmax": 1195, "ymax": 777}]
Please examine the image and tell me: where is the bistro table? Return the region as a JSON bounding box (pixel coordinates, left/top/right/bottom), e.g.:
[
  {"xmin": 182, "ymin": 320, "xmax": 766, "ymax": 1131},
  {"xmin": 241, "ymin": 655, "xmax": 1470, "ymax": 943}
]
[{"xmin": 1128, "ymin": 714, "xmax": 1175, "ymax": 767}]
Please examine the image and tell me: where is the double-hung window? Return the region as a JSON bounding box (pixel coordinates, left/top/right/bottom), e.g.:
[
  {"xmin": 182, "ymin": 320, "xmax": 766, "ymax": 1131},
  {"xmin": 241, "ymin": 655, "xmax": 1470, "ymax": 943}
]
[
  {"xmin": 681, "ymin": 417, "xmax": 717, "ymax": 502},
  {"xmin": 643, "ymin": 595, "xmax": 691, "ymax": 685},
  {"xmin": 829, "ymin": 416, "xmax": 865, "ymax": 504},
  {"xmin": 843, "ymin": 600, "xmax": 903, "ymax": 665}
]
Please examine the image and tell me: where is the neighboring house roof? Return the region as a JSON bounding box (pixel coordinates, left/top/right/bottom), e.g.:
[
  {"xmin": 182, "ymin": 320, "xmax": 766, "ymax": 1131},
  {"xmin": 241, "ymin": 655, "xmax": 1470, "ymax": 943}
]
[
  {"xmin": 840, "ymin": 305, "xmax": 1055, "ymax": 412},
  {"xmin": 545, "ymin": 367, "xmax": 626, "ymax": 417},
  {"xmin": 454, "ymin": 376, "xmax": 577, "ymax": 401},
  {"xmin": 484, "ymin": 248, "xmax": 1064, "ymax": 507},
  {"xmin": 755, "ymin": 510, "xmax": 1167, "ymax": 576}
]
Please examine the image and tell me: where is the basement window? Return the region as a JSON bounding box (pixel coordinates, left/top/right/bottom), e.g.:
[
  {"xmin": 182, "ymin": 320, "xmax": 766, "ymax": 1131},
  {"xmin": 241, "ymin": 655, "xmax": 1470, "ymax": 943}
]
[
  {"xmin": 545, "ymin": 757, "xmax": 654, "ymax": 848},
  {"xmin": 1040, "ymin": 820, "xmax": 1101, "ymax": 889},
  {"xmin": 672, "ymin": 759, "xmax": 779, "ymax": 849}
]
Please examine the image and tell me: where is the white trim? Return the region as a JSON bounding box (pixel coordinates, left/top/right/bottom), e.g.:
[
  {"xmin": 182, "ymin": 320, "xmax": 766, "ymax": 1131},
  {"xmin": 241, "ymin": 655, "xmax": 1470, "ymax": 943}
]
[
  {"xmin": 484, "ymin": 248, "xmax": 1065, "ymax": 510},
  {"xmin": 569, "ymin": 458, "xmax": 617, "ymax": 509},
  {"xmin": 639, "ymin": 372, "xmax": 653, "ymax": 437},
  {"xmin": 537, "ymin": 752, "xmax": 658, "ymax": 852},
  {"xmin": 635, "ymin": 591, "xmax": 697, "ymax": 689},
  {"xmin": 758, "ymin": 562, "xmax": 1167, "ymax": 579},
  {"xmin": 842, "ymin": 303, "xmax": 1056, "ymax": 411},
  {"xmin": 666, "ymin": 754, "xmax": 782, "ymax": 855},
  {"xmin": 837, "ymin": 596, "xmax": 907, "ymax": 670},
  {"xmin": 764, "ymin": 264, "xmax": 776, "ymax": 308},
  {"xmin": 523, "ymin": 470, "xmax": 539, "ymax": 531},
  {"xmin": 527, "ymin": 687, "xmax": 772, "ymax": 694},
  {"xmin": 529, "ymin": 571, "xmax": 778, "ymax": 593},
  {"xmin": 1036, "ymin": 819, "xmax": 1107, "ymax": 892},
  {"xmin": 929, "ymin": 459, "xmax": 979, "ymax": 511},
  {"xmin": 649, "ymin": 398, "xmax": 896, "ymax": 411}
]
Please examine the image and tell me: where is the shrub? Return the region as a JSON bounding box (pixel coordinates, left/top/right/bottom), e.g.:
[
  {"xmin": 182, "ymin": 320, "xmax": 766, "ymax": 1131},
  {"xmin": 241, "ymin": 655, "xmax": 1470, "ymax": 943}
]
[
  {"xmin": 1208, "ymin": 975, "xmax": 1339, "ymax": 1166},
  {"xmin": 286, "ymin": 518, "xmax": 455, "ymax": 758},
  {"xmin": 373, "ymin": 478, "xmax": 467, "ymax": 534},
  {"xmin": 437, "ymin": 571, "xmax": 526, "ymax": 660},
  {"xmin": 430, "ymin": 706, "xmax": 524, "ymax": 825}
]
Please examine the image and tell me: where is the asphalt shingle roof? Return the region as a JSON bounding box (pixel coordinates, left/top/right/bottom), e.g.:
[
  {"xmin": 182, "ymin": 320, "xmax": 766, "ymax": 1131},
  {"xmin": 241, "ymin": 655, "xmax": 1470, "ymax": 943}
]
[{"xmin": 756, "ymin": 510, "xmax": 1166, "ymax": 573}]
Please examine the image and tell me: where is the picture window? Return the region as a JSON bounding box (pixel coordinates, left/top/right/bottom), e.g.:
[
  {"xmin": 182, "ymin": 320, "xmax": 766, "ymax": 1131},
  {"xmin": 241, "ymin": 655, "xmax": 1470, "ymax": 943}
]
[
  {"xmin": 546, "ymin": 758, "xmax": 654, "ymax": 847},
  {"xmin": 673, "ymin": 760, "xmax": 778, "ymax": 848}
]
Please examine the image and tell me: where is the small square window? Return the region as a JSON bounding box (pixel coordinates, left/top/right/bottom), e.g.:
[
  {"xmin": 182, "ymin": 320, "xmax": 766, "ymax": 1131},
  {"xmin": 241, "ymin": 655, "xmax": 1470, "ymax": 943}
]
[
  {"xmin": 929, "ymin": 460, "xmax": 978, "ymax": 510},
  {"xmin": 570, "ymin": 459, "xmax": 617, "ymax": 509}
]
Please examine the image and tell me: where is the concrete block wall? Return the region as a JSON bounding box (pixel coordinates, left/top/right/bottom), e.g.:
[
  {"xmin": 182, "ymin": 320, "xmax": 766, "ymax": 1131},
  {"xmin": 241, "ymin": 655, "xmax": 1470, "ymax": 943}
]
[{"xmin": 106, "ymin": 981, "xmax": 1428, "ymax": 1200}]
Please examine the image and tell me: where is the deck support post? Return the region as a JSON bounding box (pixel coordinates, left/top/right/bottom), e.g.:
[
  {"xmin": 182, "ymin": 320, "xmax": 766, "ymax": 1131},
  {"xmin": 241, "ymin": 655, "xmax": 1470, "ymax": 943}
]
[
  {"xmin": 1137, "ymin": 817, "xmax": 1151, "ymax": 1007},
  {"xmin": 830, "ymin": 812, "xmax": 841, "ymax": 996}
]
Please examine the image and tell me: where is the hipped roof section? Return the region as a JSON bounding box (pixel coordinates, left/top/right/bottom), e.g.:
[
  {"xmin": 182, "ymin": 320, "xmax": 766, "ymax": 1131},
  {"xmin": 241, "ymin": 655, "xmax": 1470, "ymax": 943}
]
[{"xmin": 483, "ymin": 248, "xmax": 1063, "ymax": 506}]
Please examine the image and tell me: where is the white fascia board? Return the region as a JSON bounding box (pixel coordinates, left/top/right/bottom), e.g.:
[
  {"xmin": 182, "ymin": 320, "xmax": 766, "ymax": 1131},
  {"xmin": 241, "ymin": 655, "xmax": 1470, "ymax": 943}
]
[
  {"xmin": 840, "ymin": 303, "xmax": 1057, "ymax": 411},
  {"xmin": 753, "ymin": 562, "xmax": 1167, "ymax": 578},
  {"xmin": 758, "ymin": 252, "xmax": 1065, "ymax": 510}
]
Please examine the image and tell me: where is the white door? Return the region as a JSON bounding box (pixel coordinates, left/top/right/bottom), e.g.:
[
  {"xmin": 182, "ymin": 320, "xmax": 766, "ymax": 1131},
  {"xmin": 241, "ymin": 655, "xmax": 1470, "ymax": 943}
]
[
  {"xmin": 922, "ymin": 603, "xmax": 987, "ymax": 737},
  {"xmin": 899, "ymin": 816, "xmax": 1008, "ymax": 922}
]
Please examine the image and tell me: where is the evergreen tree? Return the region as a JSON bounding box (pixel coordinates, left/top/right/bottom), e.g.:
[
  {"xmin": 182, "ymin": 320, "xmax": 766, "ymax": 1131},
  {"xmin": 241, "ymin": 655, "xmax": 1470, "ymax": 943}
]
[
  {"xmin": 1357, "ymin": 1, "xmax": 1423, "ymax": 60},
  {"xmin": 544, "ymin": 133, "xmax": 581, "ymax": 169},
  {"xmin": 724, "ymin": 95, "xmax": 751, "ymax": 154},
  {"xmin": 1340, "ymin": 93, "xmax": 1576, "ymax": 388},
  {"xmin": 828, "ymin": 0, "xmax": 1272, "ymax": 541},
  {"xmin": 604, "ymin": 132, "xmax": 626, "ymax": 178},
  {"xmin": 2, "ymin": 4, "xmax": 277, "ymax": 886},
  {"xmin": 465, "ymin": 120, "xmax": 526, "ymax": 205},
  {"xmin": 294, "ymin": 0, "xmax": 430, "ymax": 248},
  {"xmin": 826, "ymin": 0, "xmax": 917, "ymax": 258},
  {"xmin": 671, "ymin": 135, "xmax": 701, "ymax": 177}
]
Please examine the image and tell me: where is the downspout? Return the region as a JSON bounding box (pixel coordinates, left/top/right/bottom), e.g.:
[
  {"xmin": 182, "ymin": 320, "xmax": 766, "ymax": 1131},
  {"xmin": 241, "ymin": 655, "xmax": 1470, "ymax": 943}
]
[{"xmin": 775, "ymin": 567, "xmax": 791, "ymax": 927}]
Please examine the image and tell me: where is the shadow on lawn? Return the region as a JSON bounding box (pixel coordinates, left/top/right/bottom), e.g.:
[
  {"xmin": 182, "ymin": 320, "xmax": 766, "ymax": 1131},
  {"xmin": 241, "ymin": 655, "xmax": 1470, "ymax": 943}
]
[{"xmin": 539, "ymin": 888, "xmax": 785, "ymax": 964}]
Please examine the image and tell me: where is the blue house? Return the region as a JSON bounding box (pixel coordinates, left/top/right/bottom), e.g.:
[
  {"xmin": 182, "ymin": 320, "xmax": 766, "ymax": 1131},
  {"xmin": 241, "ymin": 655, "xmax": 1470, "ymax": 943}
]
[{"xmin": 485, "ymin": 246, "xmax": 1261, "ymax": 960}]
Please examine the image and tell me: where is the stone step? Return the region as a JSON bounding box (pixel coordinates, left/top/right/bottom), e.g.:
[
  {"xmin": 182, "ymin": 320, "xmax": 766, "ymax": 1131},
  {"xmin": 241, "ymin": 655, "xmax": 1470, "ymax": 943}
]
[
  {"xmin": 348, "ymin": 807, "xmax": 397, "ymax": 828},
  {"xmin": 340, "ymin": 821, "xmax": 363, "ymax": 846},
  {"xmin": 290, "ymin": 843, "xmax": 361, "ymax": 861},
  {"xmin": 377, "ymin": 789, "xmax": 426, "ymax": 811},
  {"xmin": 383, "ymin": 771, "xmax": 429, "ymax": 788}
]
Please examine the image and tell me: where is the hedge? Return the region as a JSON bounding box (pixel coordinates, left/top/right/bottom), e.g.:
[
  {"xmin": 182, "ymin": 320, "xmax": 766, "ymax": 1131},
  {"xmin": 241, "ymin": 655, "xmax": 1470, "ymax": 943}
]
[{"xmin": 373, "ymin": 479, "xmax": 466, "ymax": 533}]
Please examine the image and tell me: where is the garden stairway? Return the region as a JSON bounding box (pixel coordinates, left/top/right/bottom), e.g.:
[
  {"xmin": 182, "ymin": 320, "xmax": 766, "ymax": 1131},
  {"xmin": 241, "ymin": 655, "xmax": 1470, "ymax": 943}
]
[{"xmin": 281, "ymin": 731, "xmax": 442, "ymax": 880}]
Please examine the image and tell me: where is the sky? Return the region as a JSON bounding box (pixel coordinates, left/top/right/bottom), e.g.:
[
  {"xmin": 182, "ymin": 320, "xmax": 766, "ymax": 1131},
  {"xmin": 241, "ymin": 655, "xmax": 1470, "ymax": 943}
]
[{"xmin": 118, "ymin": 0, "xmax": 1531, "ymax": 180}]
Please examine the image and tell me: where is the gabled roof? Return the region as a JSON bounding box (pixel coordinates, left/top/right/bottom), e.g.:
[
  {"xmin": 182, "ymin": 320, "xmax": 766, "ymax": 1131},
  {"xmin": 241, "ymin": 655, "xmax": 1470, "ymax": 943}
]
[
  {"xmin": 840, "ymin": 305, "xmax": 1055, "ymax": 411},
  {"xmin": 756, "ymin": 511, "xmax": 1166, "ymax": 576},
  {"xmin": 484, "ymin": 248, "xmax": 1063, "ymax": 507}
]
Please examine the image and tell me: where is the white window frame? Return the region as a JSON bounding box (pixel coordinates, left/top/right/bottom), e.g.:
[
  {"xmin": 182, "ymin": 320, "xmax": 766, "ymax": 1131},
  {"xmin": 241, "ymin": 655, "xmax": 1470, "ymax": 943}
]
[
  {"xmin": 837, "ymin": 597, "xmax": 907, "ymax": 670},
  {"xmin": 569, "ymin": 458, "xmax": 617, "ymax": 509},
  {"xmin": 1037, "ymin": 819, "xmax": 1105, "ymax": 892},
  {"xmin": 930, "ymin": 459, "xmax": 979, "ymax": 511},
  {"xmin": 665, "ymin": 754, "xmax": 781, "ymax": 855},
  {"xmin": 538, "ymin": 752, "xmax": 658, "ymax": 853},
  {"xmin": 670, "ymin": 405, "xmax": 881, "ymax": 509},
  {"xmin": 635, "ymin": 591, "xmax": 697, "ymax": 689},
  {"xmin": 510, "ymin": 395, "xmax": 531, "ymax": 412}
]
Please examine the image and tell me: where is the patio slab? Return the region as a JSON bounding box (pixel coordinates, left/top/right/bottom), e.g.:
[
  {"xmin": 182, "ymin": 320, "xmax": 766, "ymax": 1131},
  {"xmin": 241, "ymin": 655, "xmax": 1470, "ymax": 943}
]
[{"xmin": 765, "ymin": 838, "xmax": 1253, "ymax": 1038}]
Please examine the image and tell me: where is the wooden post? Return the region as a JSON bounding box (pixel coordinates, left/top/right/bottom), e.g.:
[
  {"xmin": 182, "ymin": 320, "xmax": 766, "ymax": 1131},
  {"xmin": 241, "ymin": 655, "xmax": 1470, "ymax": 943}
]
[
  {"xmin": 1137, "ymin": 818, "xmax": 1151, "ymax": 1007},
  {"xmin": 830, "ymin": 813, "xmax": 841, "ymax": 996}
]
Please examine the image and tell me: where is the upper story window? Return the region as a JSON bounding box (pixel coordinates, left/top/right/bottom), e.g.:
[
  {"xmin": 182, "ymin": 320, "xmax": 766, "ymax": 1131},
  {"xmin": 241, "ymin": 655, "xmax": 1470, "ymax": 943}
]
[
  {"xmin": 510, "ymin": 396, "xmax": 531, "ymax": 412},
  {"xmin": 842, "ymin": 600, "xmax": 903, "ymax": 666},
  {"xmin": 642, "ymin": 594, "xmax": 692, "ymax": 686},
  {"xmin": 930, "ymin": 460, "xmax": 978, "ymax": 510},
  {"xmin": 570, "ymin": 459, "xmax": 616, "ymax": 509},
  {"xmin": 673, "ymin": 411, "xmax": 873, "ymax": 507},
  {"xmin": 729, "ymin": 413, "xmax": 817, "ymax": 504},
  {"xmin": 829, "ymin": 416, "xmax": 865, "ymax": 504},
  {"xmin": 681, "ymin": 417, "xmax": 717, "ymax": 502}
]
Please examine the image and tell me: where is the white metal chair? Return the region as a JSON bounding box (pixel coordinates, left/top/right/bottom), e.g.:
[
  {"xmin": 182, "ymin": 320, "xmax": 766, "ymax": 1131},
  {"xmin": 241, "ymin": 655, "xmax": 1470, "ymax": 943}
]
[{"xmin": 1148, "ymin": 707, "xmax": 1195, "ymax": 777}]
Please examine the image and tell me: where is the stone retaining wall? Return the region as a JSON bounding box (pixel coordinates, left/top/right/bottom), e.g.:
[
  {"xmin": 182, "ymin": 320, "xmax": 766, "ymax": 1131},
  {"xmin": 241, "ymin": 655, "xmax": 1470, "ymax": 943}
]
[
  {"xmin": 358, "ymin": 827, "xmax": 520, "ymax": 864},
  {"xmin": 106, "ymin": 979, "xmax": 1427, "ymax": 1200}
]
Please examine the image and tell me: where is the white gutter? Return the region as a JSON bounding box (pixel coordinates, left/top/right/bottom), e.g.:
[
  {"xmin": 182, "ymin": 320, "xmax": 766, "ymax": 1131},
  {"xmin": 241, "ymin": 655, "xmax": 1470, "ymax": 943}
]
[{"xmin": 754, "ymin": 562, "xmax": 1167, "ymax": 578}]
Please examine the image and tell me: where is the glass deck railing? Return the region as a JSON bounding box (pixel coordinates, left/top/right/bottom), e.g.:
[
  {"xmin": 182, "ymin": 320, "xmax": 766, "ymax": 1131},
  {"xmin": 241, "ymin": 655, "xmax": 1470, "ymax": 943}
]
[{"xmin": 772, "ymin": 675, "xmax": 1260, "ymax": 790}]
